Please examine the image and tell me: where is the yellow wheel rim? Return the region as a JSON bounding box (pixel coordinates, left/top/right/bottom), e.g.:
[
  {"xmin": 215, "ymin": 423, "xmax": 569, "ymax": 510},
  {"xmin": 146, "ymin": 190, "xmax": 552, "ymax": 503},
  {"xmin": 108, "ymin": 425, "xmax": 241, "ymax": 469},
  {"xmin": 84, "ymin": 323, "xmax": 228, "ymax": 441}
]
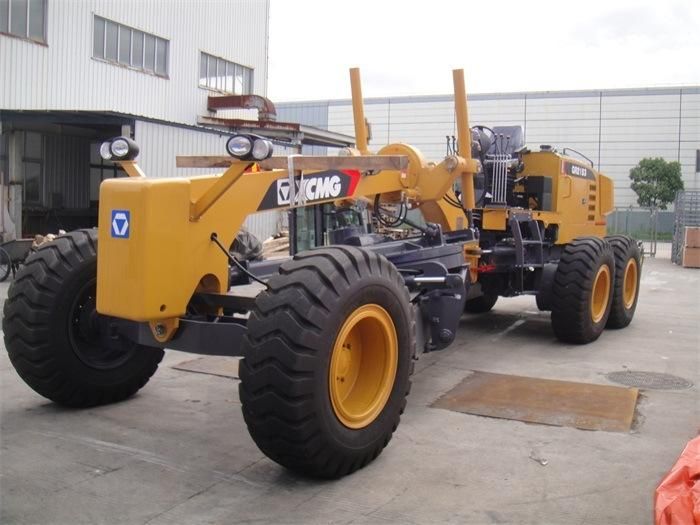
[
  {"xmin": 590, "ymin": 265, "xmax": 611, "ymax": 323},
  {"xmin": 622, "ymin": 258, "xmax": 638, "ymax": 309},
  {"xmin": 329, "ymin": 304, "xmax": 398, "ymax": 429}
]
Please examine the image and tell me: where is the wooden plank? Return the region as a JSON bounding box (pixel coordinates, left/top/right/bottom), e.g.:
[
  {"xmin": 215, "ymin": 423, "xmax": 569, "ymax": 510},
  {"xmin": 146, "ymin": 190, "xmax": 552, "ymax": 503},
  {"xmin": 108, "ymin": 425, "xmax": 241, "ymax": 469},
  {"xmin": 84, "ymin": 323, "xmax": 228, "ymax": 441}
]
[
  {"xmin": 176, "ymin": 155, "xmax": 408, "ymax": 171},
  {"xmin": 176, "ymin": 156, "xmax": 246, "ymax": 168}
]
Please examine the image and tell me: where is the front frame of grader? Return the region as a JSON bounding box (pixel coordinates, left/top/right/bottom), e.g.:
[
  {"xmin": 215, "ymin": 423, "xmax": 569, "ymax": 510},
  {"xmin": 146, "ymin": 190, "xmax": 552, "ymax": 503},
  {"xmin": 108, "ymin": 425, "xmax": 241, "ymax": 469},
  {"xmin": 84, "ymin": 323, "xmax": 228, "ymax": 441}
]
[{"xmin": 97, "ymin": 69, "xmax": 484, "ymax": 353}]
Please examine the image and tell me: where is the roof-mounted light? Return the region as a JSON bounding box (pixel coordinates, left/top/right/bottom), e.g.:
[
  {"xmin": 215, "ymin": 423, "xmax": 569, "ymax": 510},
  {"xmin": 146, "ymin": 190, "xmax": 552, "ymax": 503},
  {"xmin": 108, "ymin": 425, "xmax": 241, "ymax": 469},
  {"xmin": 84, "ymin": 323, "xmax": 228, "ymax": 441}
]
[
  {"xmin": 225, "ymin": 134, "xmax": 273, "ymax": 161},
  {"xmin": 100, "ymin": 136, "xmax": 140, "ymax": 161}
]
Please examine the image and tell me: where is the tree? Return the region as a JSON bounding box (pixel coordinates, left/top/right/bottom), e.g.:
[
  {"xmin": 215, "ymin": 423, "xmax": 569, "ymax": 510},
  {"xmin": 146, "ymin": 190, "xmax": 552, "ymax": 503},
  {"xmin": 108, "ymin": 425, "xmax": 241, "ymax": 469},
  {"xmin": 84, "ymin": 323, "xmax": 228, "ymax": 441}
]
[{"xmin": 629, "ymin": 157, "xmax": 684, "ymax": 210}]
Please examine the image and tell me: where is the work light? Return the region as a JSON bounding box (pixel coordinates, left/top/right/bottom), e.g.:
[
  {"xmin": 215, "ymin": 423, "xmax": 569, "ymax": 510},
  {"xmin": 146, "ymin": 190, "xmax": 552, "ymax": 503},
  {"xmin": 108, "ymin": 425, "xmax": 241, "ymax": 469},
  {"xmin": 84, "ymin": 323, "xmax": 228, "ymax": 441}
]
[
  {"xmin": 251, "ymin": 137, "xmax": 273, "ymax": 160},
  {"xmin": 225, "ymin": 134, "xmax": 273, "ymax": 161},
  {"xmin": 99, "ymin": 136, "xmax": 140, "ymax": 161},
  {"xmin": 110, "ymin": 138, "xmax": 131, "ymax": 158},
  {"xmin": 226, "ymin": 135, "xmax": 253, "ymax": 157},
  {"xmin": 99, "ymin": 141, "xmax": 113, "ymax": 161}
]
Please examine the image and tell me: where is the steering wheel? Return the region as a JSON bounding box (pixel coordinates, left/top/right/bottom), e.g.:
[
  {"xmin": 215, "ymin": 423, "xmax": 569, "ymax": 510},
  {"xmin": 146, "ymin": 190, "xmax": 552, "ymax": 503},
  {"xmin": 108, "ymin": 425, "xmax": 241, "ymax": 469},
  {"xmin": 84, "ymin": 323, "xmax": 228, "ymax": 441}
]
[{"xmin": 471, "ymin": 125, "xmax": 496, "ymax": 154}]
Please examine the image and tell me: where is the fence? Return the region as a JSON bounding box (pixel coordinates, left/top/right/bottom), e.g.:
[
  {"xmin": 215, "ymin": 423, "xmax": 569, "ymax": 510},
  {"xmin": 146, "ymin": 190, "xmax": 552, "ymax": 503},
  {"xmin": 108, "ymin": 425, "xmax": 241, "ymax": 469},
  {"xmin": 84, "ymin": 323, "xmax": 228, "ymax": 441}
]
[
  {"xmin": 671, "ymin": 191, "xmax": 700, "ymax": 265},
  {"xmin": 606, "ymin": 207, "xmax": 675, "ymax": 257},
  {"xmin": 607, "ymin": 207, "xmax": 674, "ymax": 240}
]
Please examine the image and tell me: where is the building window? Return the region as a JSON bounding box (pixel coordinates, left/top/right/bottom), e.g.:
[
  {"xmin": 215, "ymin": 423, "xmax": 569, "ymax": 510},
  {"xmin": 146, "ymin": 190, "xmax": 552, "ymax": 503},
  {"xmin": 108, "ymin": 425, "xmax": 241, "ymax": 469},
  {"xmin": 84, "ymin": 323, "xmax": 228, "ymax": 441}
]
[
  {"xmin": 0, "ymin": 133, "xmax": 8, "ymax": 185},
  {"xmin": 0, "ymin": 0, "xmax": 46, "ymax": 43},
  {"xmin": 22, "ymin": 131, "xmax": 43, "ymax": 205},
  {"xmin": 93, "ymin": 15, "xmax": 169, "ymax": 77},
  {"xmin": 696, "ymin": 150, "xmax": 700, "ymax": 174},
  {"xmin": 199, "ymin": 52, "xmax": 253, "ymax": 94}
]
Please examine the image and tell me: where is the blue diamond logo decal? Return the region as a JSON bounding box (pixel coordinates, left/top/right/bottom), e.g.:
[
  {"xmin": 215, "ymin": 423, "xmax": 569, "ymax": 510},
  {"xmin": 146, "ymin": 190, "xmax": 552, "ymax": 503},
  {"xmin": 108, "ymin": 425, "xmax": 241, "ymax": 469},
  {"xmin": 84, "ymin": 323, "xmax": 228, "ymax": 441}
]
[{"xmin": 111, "ymin": 210, "xmax": 130, "ymax": 239}]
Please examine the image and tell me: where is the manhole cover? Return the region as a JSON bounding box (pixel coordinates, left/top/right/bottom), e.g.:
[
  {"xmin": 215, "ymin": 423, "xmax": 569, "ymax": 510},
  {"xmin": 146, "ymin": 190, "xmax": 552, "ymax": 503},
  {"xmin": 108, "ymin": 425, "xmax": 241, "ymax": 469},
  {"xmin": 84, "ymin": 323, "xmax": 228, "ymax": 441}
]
[{"xmin": 606, "ymin": 371, "xmax": 693, "ymax": 390}]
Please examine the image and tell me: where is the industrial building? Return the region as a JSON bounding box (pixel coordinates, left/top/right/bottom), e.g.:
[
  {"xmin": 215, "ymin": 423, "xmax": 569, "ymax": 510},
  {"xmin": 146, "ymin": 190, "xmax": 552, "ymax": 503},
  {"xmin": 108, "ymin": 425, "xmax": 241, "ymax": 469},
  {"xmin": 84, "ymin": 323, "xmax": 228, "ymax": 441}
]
[
  {"xmin": 278, "ymin": 86, "xmax": 700, "ymax": 208},
  {"xmin": 3, "ymin": 0, "xmax": 697, "ymax": 244},
  {"xmin": 0, "ymin": 0, "xmax": 284, "ymax": 241}
]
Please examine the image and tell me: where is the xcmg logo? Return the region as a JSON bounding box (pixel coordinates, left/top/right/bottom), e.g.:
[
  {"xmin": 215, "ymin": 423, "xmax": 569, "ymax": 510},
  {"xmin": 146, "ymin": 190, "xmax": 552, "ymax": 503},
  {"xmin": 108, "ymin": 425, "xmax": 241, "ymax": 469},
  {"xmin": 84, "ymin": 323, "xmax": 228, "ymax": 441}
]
[
  {"xmin": 276, "ymin": 175, "xmax": 343, "ymax": 205},
  {"xmin": 258, "ymin": 170, "xmax": 360, "ymax": 210}
]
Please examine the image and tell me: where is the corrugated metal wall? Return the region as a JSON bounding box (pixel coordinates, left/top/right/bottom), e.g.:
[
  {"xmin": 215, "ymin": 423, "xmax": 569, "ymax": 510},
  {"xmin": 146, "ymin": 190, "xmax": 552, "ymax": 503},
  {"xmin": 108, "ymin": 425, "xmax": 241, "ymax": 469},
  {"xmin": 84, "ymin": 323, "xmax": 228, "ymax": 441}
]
[
  {"xmin": 276, "ymin": 103, "xmax": 329, "ymax": 155},
  {"xmin": 135, "ymin": 120, "xmax": 281, "ymax": 241},
  {"xmin": 1, "ymin": 0, "xmax": 269, "ymax": 126},
  {"xmin": 279, "ymin": 87, "xmax": 700, "ymax": 207}
]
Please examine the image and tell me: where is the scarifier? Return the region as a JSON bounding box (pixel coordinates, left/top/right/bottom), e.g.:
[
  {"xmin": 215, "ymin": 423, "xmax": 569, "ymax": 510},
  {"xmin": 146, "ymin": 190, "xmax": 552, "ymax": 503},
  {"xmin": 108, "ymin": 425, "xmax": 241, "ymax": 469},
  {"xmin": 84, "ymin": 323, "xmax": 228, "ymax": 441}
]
[{"xmin": 2, "ymin": 69, "xmax": 642, "ymax": 478}]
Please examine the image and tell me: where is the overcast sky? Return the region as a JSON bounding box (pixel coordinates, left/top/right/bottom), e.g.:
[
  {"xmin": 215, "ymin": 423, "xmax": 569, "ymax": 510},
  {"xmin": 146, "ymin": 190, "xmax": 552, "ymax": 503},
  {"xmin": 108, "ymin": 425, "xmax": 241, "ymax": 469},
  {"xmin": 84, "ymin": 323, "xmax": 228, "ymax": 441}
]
[{"xmin": 267, "ymin": 0, "xmax": 700, "ymax": 102}]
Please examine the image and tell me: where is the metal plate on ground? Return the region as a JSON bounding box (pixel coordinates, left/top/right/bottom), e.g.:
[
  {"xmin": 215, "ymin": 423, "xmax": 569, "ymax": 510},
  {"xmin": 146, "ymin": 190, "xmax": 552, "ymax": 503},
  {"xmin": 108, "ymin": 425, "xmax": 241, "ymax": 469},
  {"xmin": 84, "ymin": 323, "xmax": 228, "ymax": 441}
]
[
  {"xmin": 172, "ymin": 356, "xmax": 240, "ymax": 379},
  {"xmin": 432, "ymin": 371, "xmax": 638, "ymax": 432},
  {"xmin": 606, "ymin": 370, "xmax": 693, "ymax": 390}
]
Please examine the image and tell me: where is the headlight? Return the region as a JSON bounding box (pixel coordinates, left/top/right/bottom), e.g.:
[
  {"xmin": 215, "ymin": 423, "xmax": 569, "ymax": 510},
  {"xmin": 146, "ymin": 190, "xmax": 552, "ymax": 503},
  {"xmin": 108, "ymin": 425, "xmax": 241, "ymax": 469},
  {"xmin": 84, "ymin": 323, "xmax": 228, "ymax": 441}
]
[
  {"xmin": 99, "ymin": 136, "xmax": 139, "ymax": 160},
  {"xmin": 251, "ymin": 138, "xmax": 273, "ymax": 160},
  {"xmin": 99, "ymin": 141, "xmax": 113, "ymax": 160},
  {"xmin": 111, "ymin": 138, "xmax": 131, "ymax": 158},
  {"xmin": 226, "ymin": 135, "xmax": 253, "ymax": 158},
  {"xmin": 226, "ymin": 134, "xmax": 273, "ymax": 160}
]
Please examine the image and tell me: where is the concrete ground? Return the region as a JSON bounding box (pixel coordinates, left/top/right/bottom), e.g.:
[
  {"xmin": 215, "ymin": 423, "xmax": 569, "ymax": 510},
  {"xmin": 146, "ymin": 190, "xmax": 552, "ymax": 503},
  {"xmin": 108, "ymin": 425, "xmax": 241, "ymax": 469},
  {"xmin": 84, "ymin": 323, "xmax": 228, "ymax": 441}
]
[{"xmin": 1, "ymin": 250, "xmax": 698, "ymax": 524}]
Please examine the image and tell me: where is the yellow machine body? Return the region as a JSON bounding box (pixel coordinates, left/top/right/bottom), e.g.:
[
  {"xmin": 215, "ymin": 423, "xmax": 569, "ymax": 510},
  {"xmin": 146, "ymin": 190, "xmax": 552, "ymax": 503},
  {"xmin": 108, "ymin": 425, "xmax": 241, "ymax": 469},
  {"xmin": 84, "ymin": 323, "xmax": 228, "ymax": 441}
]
[
  {"xmin": 96, "ymin": 67, "xmax": 614, "ymax": 340},
  {"xmin": 96, "ymin": 149, "xmax": 477, "ymax": 327},
  {"xmin": 472, "ymin": 150, "xmax": 614, "ymax": 243}
]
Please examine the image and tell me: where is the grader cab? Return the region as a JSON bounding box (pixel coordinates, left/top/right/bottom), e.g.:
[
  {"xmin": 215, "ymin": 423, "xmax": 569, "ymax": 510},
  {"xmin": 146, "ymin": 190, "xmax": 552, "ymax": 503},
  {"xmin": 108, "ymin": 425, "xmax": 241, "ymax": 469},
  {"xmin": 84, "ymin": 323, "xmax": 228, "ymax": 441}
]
[{"xmin": 2, "ymin": 69, "xmax": 641, "ymax": 478}]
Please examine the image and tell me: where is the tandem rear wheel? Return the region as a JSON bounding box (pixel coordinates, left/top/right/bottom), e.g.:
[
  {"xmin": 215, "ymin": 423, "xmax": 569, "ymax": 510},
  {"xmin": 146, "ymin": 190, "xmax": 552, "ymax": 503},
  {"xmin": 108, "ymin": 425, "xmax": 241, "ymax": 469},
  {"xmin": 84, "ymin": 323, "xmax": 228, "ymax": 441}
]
[
  {"xmin": 550, "ymin": 237, "xmax": 616, "ymax": 344},
  {"xmin": 239, "ymin": 246, "xmax": 416, "ymax": 478},
  {"xmin": 605, "ymin": 235, "xmax": 642, "ymax": 329}
]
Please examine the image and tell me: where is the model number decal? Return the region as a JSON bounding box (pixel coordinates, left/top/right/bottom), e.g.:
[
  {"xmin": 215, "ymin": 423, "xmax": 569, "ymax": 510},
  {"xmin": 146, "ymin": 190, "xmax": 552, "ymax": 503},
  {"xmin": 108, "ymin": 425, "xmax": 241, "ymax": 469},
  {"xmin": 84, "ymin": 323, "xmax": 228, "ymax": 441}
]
[{"xmin": 562, "ymin": 161, "xmax": 596, "ymax": 180}]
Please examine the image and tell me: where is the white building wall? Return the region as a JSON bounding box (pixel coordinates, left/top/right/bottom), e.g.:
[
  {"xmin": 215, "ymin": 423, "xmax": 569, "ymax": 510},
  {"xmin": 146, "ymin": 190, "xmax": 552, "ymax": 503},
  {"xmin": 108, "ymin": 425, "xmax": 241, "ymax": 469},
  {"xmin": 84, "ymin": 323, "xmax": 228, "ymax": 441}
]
[
  {"xmin": 313, "ymin": 87, "xmax": 700, "ymax": 207},
  {"xmin": 134, "ymin": 120, "xmax": 280, "ymax": 241},
  {"xmin": 0, "ymin": 0, "xmax": 269, "ymax": 126}
]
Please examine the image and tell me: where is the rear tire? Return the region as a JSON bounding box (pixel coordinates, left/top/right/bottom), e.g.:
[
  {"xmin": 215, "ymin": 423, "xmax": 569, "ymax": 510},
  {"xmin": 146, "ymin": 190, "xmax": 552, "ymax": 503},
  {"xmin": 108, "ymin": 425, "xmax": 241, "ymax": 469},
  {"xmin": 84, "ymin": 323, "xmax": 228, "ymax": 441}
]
[
  {"xmin": 550, "ymin": 237, "xmax": 615, "ymax": 344},
  {"xmin": 239, "ymin": 246, "xmax": 415, "ymax": 478},
  {"xmin": 605, "ymin": 235, "xmax": 641, "ymax": 328},
  {"xmin": 464, "ymin": 293, "xmax": 498, "ymax": 313},
  {"xmin": 2, "ymin": 229, "xmax": 163, "ymax": 407}
]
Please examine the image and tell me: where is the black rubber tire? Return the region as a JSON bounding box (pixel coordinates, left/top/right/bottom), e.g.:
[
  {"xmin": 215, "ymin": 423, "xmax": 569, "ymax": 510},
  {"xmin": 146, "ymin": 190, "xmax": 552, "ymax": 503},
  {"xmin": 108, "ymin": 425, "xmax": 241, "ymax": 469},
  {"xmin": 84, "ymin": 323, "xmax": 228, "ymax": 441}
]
[
  {"xmin": 0, "ymin": 247, "xmax": 11, "ymax": 282},
  {"xmin": 550, "ymin": 237, "xmax": 615, "ymax": 344},
  {"xmin": 2, "ymin": 229, "xmax": 163, "ymax": 407},
  {"xmin": 464, "ymin": 293, "xmax": 498, "ymax": 313},
  {"xmin": 605, "ymin": 235, "xmax": 642, "ymax": 329},
  {"xmin": 239, "ymin": 246, "xmax": 416, "ymax": 479}
]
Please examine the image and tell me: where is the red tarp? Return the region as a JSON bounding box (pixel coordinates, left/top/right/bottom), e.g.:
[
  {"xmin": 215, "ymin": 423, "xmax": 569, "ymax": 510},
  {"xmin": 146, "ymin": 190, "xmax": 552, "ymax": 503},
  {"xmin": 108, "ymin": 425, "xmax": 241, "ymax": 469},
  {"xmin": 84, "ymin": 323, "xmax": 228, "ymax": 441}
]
[{"xmin": 655, "ymin": 436, "xmax": 700, "ymax": 525}]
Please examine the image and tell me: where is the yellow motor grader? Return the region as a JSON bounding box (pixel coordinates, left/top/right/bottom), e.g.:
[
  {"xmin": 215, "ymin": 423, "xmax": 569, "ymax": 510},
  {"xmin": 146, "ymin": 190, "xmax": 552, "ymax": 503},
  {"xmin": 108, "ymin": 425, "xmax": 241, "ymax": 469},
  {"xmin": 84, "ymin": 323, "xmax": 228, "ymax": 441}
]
[{"xmin": 2, "ymin": 69, "xmax": 641, "ymax": 478}]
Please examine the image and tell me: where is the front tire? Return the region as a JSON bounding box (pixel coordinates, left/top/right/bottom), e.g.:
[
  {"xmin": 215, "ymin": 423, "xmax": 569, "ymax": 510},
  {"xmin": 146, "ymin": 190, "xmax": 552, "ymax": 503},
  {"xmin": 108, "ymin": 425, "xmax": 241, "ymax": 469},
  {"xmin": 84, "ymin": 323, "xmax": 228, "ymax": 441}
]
[
  {"xmin": 2, "ymin": 230, "xmax": 163, "ymax": 407},
  {"xmin": 605, "ymin": 235, "xmax": 641, "ymax": 328},
  {"xmin": 550, "ymin": 237, "xmax": 615, "ymax": 344},
  {"xmin": 0, "ymin": 247, "xmax": 11, "ymax": 282},
  {"xmin": 239, "ymin": 246, "xmax": 415, "ymax": 478},
  {"xmin": 464, "ymin": 293, "xmax": 498, "ymax": 313}
]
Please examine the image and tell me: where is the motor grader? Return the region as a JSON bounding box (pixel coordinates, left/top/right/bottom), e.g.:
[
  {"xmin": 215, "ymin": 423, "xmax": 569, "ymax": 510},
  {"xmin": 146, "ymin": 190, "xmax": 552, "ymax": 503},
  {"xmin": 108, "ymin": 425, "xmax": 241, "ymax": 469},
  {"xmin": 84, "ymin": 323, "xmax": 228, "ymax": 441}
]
[{"xmin": 2, "ymin": 69, "xmax": 641, "ymax": 479}]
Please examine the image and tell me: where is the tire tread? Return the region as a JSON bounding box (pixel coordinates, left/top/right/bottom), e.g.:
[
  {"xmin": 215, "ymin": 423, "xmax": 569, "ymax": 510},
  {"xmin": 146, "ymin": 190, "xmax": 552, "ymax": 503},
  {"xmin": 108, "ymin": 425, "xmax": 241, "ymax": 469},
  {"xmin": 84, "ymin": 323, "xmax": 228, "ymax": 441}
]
[
  {"xmin": 2, "ymin": 229, "xmax": 163, "ymax": 407},
  {"xmin": 239, "ymin": 246, "xmax": 415, "ymax": 478}
]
